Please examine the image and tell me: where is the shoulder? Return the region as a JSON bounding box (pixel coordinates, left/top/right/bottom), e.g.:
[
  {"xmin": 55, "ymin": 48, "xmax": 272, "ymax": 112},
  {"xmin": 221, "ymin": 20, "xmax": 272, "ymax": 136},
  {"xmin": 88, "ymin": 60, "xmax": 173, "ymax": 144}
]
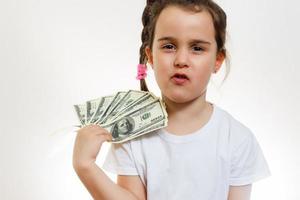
[
  {"xmin": 215, "ymin": 107, "xmax": 272, "ymax": 185},
  {"xmin": 215, "ymin": 105, "xmax": 255, "ymax": 149}
]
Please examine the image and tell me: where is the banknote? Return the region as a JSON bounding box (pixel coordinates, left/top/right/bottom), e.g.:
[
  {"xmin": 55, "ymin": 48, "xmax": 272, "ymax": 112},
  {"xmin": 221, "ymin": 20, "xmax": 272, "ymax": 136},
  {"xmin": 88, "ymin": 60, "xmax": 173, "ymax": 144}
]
[
  {"xmin": 101, "ymin": 99, "xmax": 167, "ymax": 142},
  {"xmin": 89, "ymin": 95, "xmax": 115, "ymax": 125},
  {"xmin": 100, "ymin": 90, "xmax": 148, "ymax": 124},
  {"xmin": 85, "ymin": 97, "xmax": 103, "ymax": 125},
  {"xmin": 74, "ymin": 103, "xmax": 86, "ymax": 125},
  {"xmin": 74, "ymin": 90, "xmax": 168, "ymax": 143},
  {"xmin": 103, "ymin": 92, "xmax": 157, "ymax": 124},
  {"xmin": 112, "ymin": 117, "xmax": 168, "ymax": 143},
  {"xmin": 96, "ymin": 91, "xmax": 127, "ymax": 125}
]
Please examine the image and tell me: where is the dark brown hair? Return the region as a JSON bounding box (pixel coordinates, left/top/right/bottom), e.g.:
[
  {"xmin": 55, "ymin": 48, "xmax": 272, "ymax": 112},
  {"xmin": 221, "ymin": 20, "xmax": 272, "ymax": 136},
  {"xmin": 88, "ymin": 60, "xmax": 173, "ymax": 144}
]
[{"xmin": 139, "ymin": 0, "xmax": 229, "ymax": 91}]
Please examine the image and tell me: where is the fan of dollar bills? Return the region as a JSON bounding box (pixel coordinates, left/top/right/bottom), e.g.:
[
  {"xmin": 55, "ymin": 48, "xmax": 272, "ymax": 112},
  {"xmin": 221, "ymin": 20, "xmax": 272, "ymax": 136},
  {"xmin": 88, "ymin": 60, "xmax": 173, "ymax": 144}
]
[{"xmin": 74, "ymin": 90, "xmax": 168, "ymax": 143}]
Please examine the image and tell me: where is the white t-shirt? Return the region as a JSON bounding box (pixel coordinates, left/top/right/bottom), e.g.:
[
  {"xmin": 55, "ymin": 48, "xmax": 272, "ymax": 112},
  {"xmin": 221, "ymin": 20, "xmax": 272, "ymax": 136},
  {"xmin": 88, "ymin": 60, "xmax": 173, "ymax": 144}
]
[{"xmin": 102, "ymin": 104, "xmax": 271, "ymax": 200}]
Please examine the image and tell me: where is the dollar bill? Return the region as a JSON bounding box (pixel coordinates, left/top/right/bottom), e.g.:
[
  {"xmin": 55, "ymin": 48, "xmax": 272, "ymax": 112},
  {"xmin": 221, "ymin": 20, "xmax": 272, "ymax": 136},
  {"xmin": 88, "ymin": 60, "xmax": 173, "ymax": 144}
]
[
  {"xmin": 112, "ymin": 116, "xmax": 168, "ymax": 143},
  {"xmin": 90, "ymin": 95, "xmax": 115, "ymax": 124},
  {"xmin": 104, "ymin": 92, "xmax": 157, "ymax": 124},
  {"xmin": 74, "ymin": 103, "xmax": 86, "ymax": 125},
  {"xmin": 85, "ymin": 97, "xmax": 103, "ymax": 125},
  {"xmin": 102, "ymin": 90, "xmax": 149, "ymax": 123},
  {"xmin": 101, "ymin": 99, "xmax": 167, "ymax": 142},
  {"xmin": 97, "ymin": 91, "xmax": 128, "ymax": 124},
  {"xmin": 73, "ymin": 90, "xmax": 168, "ymax": 143}
]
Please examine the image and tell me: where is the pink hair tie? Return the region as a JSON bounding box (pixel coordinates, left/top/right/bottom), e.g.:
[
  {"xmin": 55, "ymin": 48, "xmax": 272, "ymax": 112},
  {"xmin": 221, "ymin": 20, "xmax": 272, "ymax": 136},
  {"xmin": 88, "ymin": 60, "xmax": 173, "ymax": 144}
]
[{"xmin": 136, "ymin": 64, "xmax": 147, "ymax": 80}]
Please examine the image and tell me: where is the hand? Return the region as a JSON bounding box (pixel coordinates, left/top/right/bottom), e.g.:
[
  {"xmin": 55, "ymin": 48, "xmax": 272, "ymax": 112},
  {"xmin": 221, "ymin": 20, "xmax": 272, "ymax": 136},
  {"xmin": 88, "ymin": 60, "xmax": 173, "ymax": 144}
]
[{"xmin": 72, "ymin": 124, "xmax": 112, "ymax": 170}]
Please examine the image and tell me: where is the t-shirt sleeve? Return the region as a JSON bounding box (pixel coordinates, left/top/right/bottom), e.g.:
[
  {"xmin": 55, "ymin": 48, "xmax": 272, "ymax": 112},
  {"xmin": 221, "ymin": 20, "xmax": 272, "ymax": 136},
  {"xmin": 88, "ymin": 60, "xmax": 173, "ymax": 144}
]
[
  {"xmin": 102, "ymin": 142, "xmax": 139, "ymax": 175},
  {"xmin": 229, "ymin": 131, "xmax": 271, "ymax": 186}
]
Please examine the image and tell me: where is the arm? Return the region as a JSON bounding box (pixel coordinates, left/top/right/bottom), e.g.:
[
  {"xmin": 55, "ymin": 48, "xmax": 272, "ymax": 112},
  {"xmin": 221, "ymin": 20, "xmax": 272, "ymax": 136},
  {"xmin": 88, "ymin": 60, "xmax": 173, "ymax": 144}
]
[
  {"xmin": 74, "ymin": 164, "xmax": 144, "ymax": 200},
  {"xmin": 227, "ymin": 184, "xmax": 252, "ymax": 200},
  {"xmin": 73, "ymin": 125, "xmax": 144, "ymax": 200},
  {"xmin": 118, "ymin": 175, "xmax": 147, "ymax": 200}
]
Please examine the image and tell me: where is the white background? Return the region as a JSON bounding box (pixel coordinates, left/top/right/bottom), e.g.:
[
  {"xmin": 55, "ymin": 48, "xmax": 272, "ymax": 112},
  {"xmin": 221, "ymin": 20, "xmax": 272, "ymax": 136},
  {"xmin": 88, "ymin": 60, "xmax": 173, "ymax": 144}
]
[{"xmin": 0, "ymin": 0, "xmax": 299, "ymax": 199}]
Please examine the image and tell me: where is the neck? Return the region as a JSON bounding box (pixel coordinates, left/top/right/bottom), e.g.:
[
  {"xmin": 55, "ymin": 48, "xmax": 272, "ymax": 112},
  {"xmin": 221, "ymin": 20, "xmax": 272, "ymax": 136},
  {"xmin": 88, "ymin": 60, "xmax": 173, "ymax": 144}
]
[{"xmin": 162, "ymin": 90, "xmax": 210, "ymax": 122}]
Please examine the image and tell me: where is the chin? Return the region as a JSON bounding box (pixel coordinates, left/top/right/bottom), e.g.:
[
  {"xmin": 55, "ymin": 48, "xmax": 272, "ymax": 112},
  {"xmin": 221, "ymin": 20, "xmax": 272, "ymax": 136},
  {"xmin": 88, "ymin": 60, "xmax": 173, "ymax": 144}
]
[
  {"xmin": 164, "ymin": 91, "xmax": 195, "ymax": 104},
  {"xmin": 163, "ymin": 87, "xmax": 206, "ymax": 104}
]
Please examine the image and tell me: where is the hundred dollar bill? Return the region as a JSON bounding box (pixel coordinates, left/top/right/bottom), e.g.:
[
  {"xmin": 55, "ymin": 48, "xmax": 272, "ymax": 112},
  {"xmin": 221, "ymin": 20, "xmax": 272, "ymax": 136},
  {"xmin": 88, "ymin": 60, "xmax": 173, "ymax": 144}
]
[
  {"xmin": 119, "ymin": 98, "xmax": 168, "ymax": 142},
  {"xmin": 112, "ymin": 118, "xmax": 167, "ymax": 143},
  {"xmin": 73, "ymin": 90, "xmax": 168, "ymax": 142},
  {"xmin": 106, "ymin": 92, "xmax": 157, "ymax": 124},
  {"xmin": 103, "ymin": 90, "xmax": 149, "ymax": 123},
  {"xmin": 90, "ymin": 95, "xmax": 115, "ymax": 124},
  {"xmin": 74, "ymin": 103, "xmax": 86, "ymax": 126},
  {"xmin": 101, "ymin": 99, "xmax": 168, "ymax": 142},
  {"xmin": 97, "ymin": 91, "xmax": 127, "ymax": 124},
  {"xmin": 85, "ymin": 97, "xmax": 104, "ymax": 125},
  {"xmin": 117, "ymin": 90, "xmax": 149, "ymax": 109}
]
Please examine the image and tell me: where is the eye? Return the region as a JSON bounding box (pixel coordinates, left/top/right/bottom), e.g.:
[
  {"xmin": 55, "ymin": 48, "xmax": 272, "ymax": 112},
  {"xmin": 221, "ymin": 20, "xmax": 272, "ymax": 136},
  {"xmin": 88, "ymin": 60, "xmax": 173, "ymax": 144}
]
[
  {"xmin": 192, "ymin": 46, "xmax": 204, "ymax": 52},
  {"xmin": 162, "ymin": 44, "xmax": 175, "ymax": 50}
]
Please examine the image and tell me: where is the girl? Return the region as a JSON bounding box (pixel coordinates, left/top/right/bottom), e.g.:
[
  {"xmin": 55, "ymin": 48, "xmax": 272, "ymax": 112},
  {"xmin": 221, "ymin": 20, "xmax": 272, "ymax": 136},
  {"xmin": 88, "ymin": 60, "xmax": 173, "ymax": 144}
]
[{"xmin": 72, "ymin": 0, "xmax": 271, "ymax": 199}]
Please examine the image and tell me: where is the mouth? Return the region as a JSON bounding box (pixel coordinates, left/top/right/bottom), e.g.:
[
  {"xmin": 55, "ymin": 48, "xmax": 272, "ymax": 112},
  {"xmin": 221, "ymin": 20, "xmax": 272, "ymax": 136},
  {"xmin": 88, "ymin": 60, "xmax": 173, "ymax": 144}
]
[
  {"xmin": 171, "ymin": 73, "xmax": 189, "ymax": 80},
  {"xmin": 171, "ymin": 73, "xmax": 189, "ymax": 85}
]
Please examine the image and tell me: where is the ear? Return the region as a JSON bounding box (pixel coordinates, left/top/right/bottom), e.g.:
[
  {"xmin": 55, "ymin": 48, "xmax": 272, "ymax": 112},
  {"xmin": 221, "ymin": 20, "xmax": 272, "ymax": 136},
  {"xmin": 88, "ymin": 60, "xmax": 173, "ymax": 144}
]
[
  {"xmin": 145, "ymin": 46, "xmax": 154, "ymax": 68},
  {"xmin": 214, "ymin": 51, "xmax": 225, "ymax": 73}
]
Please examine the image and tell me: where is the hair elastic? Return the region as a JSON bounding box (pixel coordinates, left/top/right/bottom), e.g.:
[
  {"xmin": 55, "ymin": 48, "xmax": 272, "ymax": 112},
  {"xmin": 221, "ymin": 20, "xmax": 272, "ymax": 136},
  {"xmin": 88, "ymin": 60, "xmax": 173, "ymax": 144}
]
[{"xmin": 136, "ymin": 64, "xmax": 147, "ymax": 80}]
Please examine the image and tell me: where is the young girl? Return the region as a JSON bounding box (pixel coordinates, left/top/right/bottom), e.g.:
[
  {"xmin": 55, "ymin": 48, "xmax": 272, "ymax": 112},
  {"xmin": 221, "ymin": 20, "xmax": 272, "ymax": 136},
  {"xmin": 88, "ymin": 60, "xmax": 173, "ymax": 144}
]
[{"xmin": 72, "ymin": 0, "xmax": 271, "ymax": 199}]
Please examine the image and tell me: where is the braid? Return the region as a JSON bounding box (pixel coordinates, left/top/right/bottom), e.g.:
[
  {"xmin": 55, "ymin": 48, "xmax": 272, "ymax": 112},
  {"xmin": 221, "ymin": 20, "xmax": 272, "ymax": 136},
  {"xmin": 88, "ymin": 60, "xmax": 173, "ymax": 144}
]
[
  {"xmin": 139, "ymin": 3, "xmax": 153, "ymax": 92},
  {"xmin": 139, "ymin": 6, "xmax": 151, "ymax": 64}
]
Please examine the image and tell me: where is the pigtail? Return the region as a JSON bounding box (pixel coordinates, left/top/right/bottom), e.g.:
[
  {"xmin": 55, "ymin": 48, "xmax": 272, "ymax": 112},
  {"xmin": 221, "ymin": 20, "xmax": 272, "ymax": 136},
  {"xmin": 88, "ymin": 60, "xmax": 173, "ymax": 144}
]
[{"xmin": 138, "ymin": 1, "xmax": 155, "ymax": 92}]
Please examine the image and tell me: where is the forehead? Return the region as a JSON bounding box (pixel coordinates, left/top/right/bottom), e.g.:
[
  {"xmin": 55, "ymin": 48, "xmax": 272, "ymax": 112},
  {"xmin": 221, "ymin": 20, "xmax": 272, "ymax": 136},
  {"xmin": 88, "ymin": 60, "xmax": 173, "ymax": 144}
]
[
  {"xmin": 118, "ymin": 119, "xmax": 127, "ymax": 123},
  {"xmin": 154, "ymin": 5, "xmax": 215, "ymax": 42}
]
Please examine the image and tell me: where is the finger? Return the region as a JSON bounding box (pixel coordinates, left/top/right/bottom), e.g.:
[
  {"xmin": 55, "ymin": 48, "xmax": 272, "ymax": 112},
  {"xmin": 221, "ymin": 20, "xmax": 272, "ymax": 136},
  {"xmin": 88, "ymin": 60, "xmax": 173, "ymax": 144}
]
[
  {"xmin": 86, "ymin": 124, "xmax": 100, "ymax": 129},
  {"xmin": 98, "ymin": 133, "xmax": 112, "ymax": 141}
]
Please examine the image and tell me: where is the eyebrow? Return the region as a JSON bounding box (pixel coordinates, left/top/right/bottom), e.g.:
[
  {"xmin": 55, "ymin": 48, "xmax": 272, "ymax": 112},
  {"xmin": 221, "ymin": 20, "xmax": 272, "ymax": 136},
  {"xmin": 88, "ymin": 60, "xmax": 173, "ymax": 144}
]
[{"xmin": 157, "ymin": 36, "xmax": 211, "ymax": 45}]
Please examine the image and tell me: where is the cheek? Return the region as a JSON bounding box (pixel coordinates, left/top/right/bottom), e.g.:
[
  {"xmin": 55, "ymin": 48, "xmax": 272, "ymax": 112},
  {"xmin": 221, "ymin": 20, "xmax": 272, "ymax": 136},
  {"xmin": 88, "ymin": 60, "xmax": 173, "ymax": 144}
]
[
  {"xmin": 153, "ymin": 50, "xmax": 172, "ymax": 67},
  {"xmin": 193, "ymin": 59, "xmax": 215, "ymax": 81},
  {"xmin": 153, "ymin": 57, "xmax": 170, "ymax": 80},
  {"xmin": 153, "ymin": 68, "xmax": 166, "ymax": 86},
  {"xmin": 152, "ymin": 66, "xmax": 170, "ymax": 92},
  {"xmin": 198, "ymin": 54, "xmax": 216, "ymax": 72}
]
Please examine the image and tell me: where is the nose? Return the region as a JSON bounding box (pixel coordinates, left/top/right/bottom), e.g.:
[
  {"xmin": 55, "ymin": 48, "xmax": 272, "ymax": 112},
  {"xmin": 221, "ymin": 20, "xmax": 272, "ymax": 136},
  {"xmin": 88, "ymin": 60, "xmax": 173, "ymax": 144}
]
[{"xmin": 174, "ymin": 48, "xmax": 189, "ymax": 68}]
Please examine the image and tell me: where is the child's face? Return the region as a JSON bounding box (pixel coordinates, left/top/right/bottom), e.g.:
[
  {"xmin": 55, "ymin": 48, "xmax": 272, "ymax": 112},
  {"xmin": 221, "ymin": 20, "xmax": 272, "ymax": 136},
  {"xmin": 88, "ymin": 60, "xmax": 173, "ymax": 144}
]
[{"xmin": 146, "ymin": 5, "xmax": 224, "ymax": 103}]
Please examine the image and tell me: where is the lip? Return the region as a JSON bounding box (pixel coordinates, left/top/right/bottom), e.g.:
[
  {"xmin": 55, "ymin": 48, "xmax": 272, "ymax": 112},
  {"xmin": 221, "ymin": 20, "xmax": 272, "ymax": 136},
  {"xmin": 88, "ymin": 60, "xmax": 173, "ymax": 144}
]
[{"xmin": 171, "ymin": 73, "xmax": 189, "ymax": 85}]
